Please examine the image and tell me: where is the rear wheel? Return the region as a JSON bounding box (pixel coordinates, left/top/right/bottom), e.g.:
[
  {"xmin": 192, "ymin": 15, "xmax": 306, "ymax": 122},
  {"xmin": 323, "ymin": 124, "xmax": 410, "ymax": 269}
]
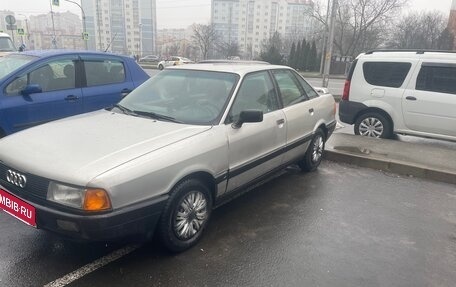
[
  {"xmin": 157, "ymin": 179, "xmax": 212, "ymax": 252},
  {"xmin": 158, "ymin": 64, "xmax": 164, "ymax": 70},
  {"xmin": 299, "ymin": 129, "xmax": 325, "ymax": 172},
  {"xmin": 354, "ymin": 112, "xmax": 392, "ymax": 139}
]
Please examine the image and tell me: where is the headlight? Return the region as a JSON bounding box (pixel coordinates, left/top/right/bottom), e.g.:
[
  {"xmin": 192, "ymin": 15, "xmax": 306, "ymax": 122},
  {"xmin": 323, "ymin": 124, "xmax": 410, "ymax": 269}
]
[{"xmin": 47, "ymin": 182, "xmax": 111, "ymax": 211}]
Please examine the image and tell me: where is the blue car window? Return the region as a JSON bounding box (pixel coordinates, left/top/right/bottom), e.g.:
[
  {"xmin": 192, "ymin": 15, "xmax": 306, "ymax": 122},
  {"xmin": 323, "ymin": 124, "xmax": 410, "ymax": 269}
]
[
  {"xmin": 27, "ymin": 59, "xmax": 76, "ymax": 92},
  {"xmin": 84, "ymin": 60, "xmax": 125, "ymax": 86}
]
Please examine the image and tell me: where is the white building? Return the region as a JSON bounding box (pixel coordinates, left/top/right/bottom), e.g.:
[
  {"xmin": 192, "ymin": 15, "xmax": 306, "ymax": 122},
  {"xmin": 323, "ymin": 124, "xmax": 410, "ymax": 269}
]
[
  {"xmin": 212, "ymin": 0, "xmax": 315, "ymax": 58},
  {"xmin": 82, "ymin": 0, "xmax": 157, "ymax": 56},
  {"xmin": 29, "ymin": 11, "xmax": 83, "ymax": 50}
]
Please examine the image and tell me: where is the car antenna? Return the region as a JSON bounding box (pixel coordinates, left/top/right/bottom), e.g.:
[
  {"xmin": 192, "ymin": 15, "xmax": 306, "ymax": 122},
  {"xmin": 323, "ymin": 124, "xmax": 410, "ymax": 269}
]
[{"xmin": 104, "ymin": 32, "xmax": 118, "ymax": 52}]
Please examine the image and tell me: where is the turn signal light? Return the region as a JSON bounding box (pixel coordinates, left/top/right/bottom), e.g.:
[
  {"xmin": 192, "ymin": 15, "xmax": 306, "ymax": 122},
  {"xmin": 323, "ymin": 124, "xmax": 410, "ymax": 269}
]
[{"xmin": 83, "ymin": 189, "xmax": 112, "ymax": 211}]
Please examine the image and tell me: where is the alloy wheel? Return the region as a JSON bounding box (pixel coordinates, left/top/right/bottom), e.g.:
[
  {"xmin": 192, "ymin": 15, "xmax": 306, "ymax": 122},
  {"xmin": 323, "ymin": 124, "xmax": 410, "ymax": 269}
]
[{"xmin": 359, "ymin": 117, "xmax": 384, "ymax": 138}]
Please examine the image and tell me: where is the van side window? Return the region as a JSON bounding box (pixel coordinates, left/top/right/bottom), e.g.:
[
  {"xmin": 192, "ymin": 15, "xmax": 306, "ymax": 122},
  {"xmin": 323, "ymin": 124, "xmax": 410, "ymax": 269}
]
[
  {"xmin": 362, "ymin": 62, "xmax": 411, "ymax": 88},
  {"xmin": 416, "ymin": 65, "xmax": 456, "ymax": 95}
]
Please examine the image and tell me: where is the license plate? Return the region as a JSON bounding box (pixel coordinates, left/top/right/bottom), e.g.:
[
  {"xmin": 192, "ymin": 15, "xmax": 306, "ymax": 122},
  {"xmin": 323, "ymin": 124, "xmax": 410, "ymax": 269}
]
[{"xmin": 0, "ymin": 188, "xmax": 36, "ymax": 227}]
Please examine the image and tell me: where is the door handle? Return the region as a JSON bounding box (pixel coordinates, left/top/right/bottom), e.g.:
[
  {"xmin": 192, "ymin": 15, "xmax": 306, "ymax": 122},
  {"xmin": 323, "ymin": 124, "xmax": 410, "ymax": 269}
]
[
  {"xmin": 309, "ymin": 108, "xmax": 314, "ymax": 113},
  {"xmin": 121, "ymin": 89, "xmax": 132, "ymax": 97},
  {"xmin": 406, "ymin": 96, "xmax": 417, "ymax": 101},
  {"xmin": 65, "ymin": 95, "xmax": 79, "ymax": 101},
  {"xmin": 276, "ymin": 119, "xmax": 285, "ymax": 125}
]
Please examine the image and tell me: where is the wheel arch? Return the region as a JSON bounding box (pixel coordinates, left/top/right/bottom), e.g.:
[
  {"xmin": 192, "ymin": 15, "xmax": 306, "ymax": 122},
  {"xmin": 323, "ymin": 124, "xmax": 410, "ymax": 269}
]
[
  {"xmin": 355, "ymin": 107, "xmax": 394, "ymax": 131},
  {"xmin": 174, "ymin": 171, "xmax": 217, "ymax": 206}
]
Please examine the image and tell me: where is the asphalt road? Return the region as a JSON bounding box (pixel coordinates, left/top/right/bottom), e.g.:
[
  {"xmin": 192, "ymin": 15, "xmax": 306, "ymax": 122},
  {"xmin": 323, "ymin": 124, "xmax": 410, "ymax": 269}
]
[{"xmin": 1, "ymin": 161, "xmax": 455, "ymax": 287}]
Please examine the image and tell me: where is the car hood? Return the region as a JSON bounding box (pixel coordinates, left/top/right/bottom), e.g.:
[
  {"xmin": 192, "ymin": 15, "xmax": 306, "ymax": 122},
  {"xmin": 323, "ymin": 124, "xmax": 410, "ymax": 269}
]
[{"xmin": 0, "ymin": 110, "xmax": 212, "ymax": 185}]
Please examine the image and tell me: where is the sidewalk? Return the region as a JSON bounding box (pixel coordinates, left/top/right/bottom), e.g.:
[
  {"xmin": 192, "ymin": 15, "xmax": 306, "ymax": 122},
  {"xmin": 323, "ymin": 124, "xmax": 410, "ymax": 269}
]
[{"xmin": 324, "ymin": 133, "xmax": 456, "ymax": 185}]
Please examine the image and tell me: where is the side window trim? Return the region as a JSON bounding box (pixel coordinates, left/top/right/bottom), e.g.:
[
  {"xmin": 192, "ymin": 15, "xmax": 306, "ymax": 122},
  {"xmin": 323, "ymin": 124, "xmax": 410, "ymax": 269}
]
[
  {"xmin": 225, "ymin": 70, "xmax": 279, "ymax": 124},
  {"xmin": 271, "ymin": 69, "xmax": 308, "ymax": 107}
]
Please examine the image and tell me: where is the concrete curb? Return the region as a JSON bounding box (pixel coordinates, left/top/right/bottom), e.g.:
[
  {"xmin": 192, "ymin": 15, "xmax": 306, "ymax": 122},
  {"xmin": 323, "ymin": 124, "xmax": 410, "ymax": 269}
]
[{"xmin": 323, "ymin": 149, "xmax": 456, "ymax": 185}]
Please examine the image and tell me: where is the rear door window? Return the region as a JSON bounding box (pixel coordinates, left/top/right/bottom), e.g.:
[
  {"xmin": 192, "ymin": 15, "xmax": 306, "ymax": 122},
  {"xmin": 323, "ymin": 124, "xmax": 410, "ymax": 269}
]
[
  {"xmin": 83, "ymin": 59, "xmax": 125, "ymax": 86},
  {"xmin": 416, "ymin": 64, "xmax": 456, "ymax": 95},
  {"xmin": 363, "ymin": 62, "xmax": 411, "ymax": 88}
]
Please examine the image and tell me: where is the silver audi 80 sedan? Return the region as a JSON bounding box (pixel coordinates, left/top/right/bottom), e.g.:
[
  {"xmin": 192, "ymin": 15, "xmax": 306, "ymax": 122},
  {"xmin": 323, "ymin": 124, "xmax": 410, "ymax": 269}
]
[{"xmin": 0, "ymin": 64, "xmax": 336, "ymax": 252}]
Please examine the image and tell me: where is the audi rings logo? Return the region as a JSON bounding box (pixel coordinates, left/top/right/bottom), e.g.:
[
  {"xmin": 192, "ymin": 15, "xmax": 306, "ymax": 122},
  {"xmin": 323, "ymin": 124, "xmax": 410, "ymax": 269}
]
[{"xmin": 6, "ymin": 170, "xmax": 27, "ymax": 188}]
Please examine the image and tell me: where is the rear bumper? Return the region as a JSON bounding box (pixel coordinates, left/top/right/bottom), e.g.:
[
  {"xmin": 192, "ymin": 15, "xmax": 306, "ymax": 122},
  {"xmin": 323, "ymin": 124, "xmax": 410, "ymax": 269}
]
[
  {"xmin": 339, "ymin": 100, "xmax": 367, "ymax": 125},
  {"xmin": 34, "ymin": 195, "xmax": 168, "ymax": 241}
]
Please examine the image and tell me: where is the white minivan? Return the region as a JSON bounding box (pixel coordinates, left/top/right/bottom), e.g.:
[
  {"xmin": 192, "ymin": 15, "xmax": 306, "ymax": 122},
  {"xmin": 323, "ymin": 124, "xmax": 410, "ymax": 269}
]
[{"xmin": 339, "ymin": 50, "xmax": 456, "ymax": 141}]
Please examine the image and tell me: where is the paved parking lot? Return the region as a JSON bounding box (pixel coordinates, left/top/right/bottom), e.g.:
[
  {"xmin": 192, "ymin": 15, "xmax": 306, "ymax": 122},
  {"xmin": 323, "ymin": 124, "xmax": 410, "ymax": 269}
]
[{"xmin": 1, "ymin": 161, "xmax": 455, "ymax": 287}]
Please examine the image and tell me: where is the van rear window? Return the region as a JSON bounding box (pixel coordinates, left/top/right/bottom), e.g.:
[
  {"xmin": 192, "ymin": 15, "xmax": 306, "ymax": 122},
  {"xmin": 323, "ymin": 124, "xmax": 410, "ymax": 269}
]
[{"xmin": 362, "ymin": 62, "xmax": 411, "ymax": 88}]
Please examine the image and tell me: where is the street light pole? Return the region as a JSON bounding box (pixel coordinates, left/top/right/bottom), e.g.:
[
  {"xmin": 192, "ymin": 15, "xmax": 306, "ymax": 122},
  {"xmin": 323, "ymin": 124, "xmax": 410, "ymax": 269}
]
[
  {"xmin": 322, "ymin": 0, "xmax": 337, "ymax": 88},
  {"xmin": 138, "ymin": 23, "xmax": 143, "ymax": 57},
  {"xmin": 18, "ymin": 14, "xmax": 30, "ymax": 48},
  {"xmin": 64, "ymin": 0, "xmax": 87, "ymax": 50},
  {"xmin": 49, "ymin": 0, "xmax": 57, "ymax": 48},
  {"xmin": 319, "ymin": 0, "xmax": 331, "ymax": 75}
]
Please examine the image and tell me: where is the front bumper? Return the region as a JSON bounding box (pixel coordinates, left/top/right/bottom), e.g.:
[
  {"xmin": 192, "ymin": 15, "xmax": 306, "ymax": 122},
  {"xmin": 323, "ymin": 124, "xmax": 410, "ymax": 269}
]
[{"xmin": 36, "ymin": 195, "xmax": 168, "ymax": 241}]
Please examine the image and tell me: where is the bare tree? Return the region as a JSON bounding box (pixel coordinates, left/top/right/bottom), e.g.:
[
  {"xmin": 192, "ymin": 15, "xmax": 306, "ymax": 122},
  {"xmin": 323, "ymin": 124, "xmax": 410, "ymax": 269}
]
[
  {"xmin": 313, "ymin": 0, "xmax": 408, "ymax": 57},
  {"xmin": 191, "ymin": 24, "xmax": 219, "ymax": 60},
  {"xmin": 388, "ymin": 11, "xmax": 447, "ymax": 49},
  {"xmin": 216, "ymin": 41, "xmax": 240, "ymax": 59}
]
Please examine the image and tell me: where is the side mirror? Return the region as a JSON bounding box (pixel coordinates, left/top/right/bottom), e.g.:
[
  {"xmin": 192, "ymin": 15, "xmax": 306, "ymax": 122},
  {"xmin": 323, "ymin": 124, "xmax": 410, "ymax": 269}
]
[
  {"xmin": 232, "ymin": 110, "xmax": 263, "ymax": 129},
  {"xmin": 21, "ymin": 84, "xmax": 42, "ymax": 96}
]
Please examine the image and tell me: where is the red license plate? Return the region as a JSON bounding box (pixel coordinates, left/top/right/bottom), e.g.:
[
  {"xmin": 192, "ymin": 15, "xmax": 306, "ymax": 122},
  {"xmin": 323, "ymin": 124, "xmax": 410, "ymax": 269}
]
[{"xmin": 0, "ymin": 188, "xmax": 36, "ymax": 227}]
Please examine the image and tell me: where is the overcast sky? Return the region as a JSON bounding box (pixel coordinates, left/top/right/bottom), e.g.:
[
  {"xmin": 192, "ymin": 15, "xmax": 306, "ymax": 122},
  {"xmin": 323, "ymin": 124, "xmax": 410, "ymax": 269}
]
[{"xmin": 1, "ymin": 0, "xmax": 453, "ymax": 29}]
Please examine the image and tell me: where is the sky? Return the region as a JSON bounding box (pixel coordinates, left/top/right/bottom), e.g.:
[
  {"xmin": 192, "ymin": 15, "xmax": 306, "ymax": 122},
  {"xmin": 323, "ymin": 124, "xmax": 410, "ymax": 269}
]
[{"xmin": 0, "ymin": 0, "xmax": 453, "ymax": 29}]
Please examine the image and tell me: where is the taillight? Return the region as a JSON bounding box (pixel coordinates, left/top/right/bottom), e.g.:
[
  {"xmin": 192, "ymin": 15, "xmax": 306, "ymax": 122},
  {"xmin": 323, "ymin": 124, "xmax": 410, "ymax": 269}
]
[{"xmin": 342, "ymin": 80, "xmax": 351, "ymax": 101}]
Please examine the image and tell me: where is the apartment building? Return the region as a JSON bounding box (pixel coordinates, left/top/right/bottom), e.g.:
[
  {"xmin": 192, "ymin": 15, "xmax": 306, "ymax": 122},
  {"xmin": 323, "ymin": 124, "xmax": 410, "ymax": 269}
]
[
  {"xmin": 212, "ymin": 0, "xmax": 315, "ymax": 58},
  {"xmin": 82, "ymin": 0, "xmax": 157, "ymax": 56}
]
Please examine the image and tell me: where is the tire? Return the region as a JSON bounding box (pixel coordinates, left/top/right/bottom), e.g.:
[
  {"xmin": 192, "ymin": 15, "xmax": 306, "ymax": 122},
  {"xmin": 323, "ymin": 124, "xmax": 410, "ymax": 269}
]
[
  {"xmin": 354, "ymin": 112, "xmax": 392, "ymax": 139},
  {"xmin": 157, "ymin": 179, "xmax": 212, "ymax": 252},
  {"xmin": 299, "ymin": 129, "xmax": 325, "ymax": 172},
  {"xmin": 158, "ymin": 64, "xmax": 164, "ymax": 70}
]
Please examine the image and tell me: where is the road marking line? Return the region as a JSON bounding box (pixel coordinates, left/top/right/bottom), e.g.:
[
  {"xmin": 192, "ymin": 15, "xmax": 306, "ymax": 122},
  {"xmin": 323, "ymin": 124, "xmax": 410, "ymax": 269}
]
[{"xmin": 43, "ymin": 244, "xmax": 141, "ymax": 287}]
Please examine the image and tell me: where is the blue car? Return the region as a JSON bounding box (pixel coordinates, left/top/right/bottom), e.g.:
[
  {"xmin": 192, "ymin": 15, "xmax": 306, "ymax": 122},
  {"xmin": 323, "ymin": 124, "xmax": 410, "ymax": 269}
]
[{"xmin": 0, "ymin": 50, "xmax": 149, "ymax": 136}]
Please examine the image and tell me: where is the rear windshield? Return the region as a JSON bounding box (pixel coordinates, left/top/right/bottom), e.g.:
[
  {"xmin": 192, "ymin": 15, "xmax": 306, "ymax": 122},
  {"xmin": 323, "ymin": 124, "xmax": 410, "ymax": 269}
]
[{"xmin": 362, "ymin": 62, "xmax": 411, "ymax": 88}]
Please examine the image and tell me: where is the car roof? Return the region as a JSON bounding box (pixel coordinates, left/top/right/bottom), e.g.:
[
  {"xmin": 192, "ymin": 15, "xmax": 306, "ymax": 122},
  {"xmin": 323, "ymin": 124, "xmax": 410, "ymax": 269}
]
[
  {"xmin": 358, "ymin": 50, "xmax": 456, "ymax": 61},
  {"xmin": 10, "ymin": 49, "xmax": 132, "ymax": 60},
  {"xmin": 167, "ymin": 63, "xmax": 294, "ymax": 75}
]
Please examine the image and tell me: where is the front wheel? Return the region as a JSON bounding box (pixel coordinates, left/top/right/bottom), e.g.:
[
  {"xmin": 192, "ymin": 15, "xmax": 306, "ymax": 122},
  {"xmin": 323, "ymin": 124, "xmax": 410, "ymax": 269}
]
[
  {"xmin": 299, "ymin": 129, "xmax": 325, "ymax": 172},
  {"xmin": 354, "ymin": 112, "xmax": 392, "ymax": 139},
  {"xmin": 158, "ymin": 64, "xmax": 164, "ymax": 70},
  {"xmin": 157, "ymin": 179, "xmax": 212, "ymax": 252}
]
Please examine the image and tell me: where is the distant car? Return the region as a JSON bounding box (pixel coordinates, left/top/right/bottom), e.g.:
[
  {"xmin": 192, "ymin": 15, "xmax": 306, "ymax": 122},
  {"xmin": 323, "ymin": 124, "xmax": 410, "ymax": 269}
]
[
  {"xmin": 158, "ymin": 56, "xmax": 194, "ymax": 70},
  {"xmin": 0, "ymin": 63, "xmax": 336, "ymax": 252},
  {"xmin": 139, "ymin": 55, "xmax": 160, "ymax": 63},
  {"xmin": 0, "ymin": 50, "xmax": 149, "ymax": 136},
  {"xmin": 0, "ymin": 32, "xmax": 16, "ymax": 57}
]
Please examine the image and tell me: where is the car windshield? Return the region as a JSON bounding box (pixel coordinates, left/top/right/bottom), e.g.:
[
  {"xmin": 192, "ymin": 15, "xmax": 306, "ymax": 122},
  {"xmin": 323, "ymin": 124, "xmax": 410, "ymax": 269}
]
[
  {"xmin": 118, "ymin": 69, "xmax": 239, "ymax": 125},
  {"xmin": 0, "ymin": 54, "xmax": 36, "ymax": 80}
]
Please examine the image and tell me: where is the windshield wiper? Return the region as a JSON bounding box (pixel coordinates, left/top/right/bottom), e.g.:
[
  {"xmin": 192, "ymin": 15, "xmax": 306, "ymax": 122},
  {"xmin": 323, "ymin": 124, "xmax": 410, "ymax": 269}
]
[
  {"xmin": 111, "ymin": 103, "xmax": 136, "ymax": 115},
  {"xmin": 132, "ymin": 110, "xmax": 183, "ymax": 123}
]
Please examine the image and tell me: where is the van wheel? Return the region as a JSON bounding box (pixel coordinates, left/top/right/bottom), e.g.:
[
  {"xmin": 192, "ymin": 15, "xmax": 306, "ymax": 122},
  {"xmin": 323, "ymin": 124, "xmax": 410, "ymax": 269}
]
[
  {"xmin": 354, "ymin": 112, "xmax": 392, "ymax": 139},
  {"xmin": 299, "ymin": 129, "xmax": 325, "ymax": 172},
  {"xmin": 157, "ymin": 179, "xmax": 212, "ymax": 252}
]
